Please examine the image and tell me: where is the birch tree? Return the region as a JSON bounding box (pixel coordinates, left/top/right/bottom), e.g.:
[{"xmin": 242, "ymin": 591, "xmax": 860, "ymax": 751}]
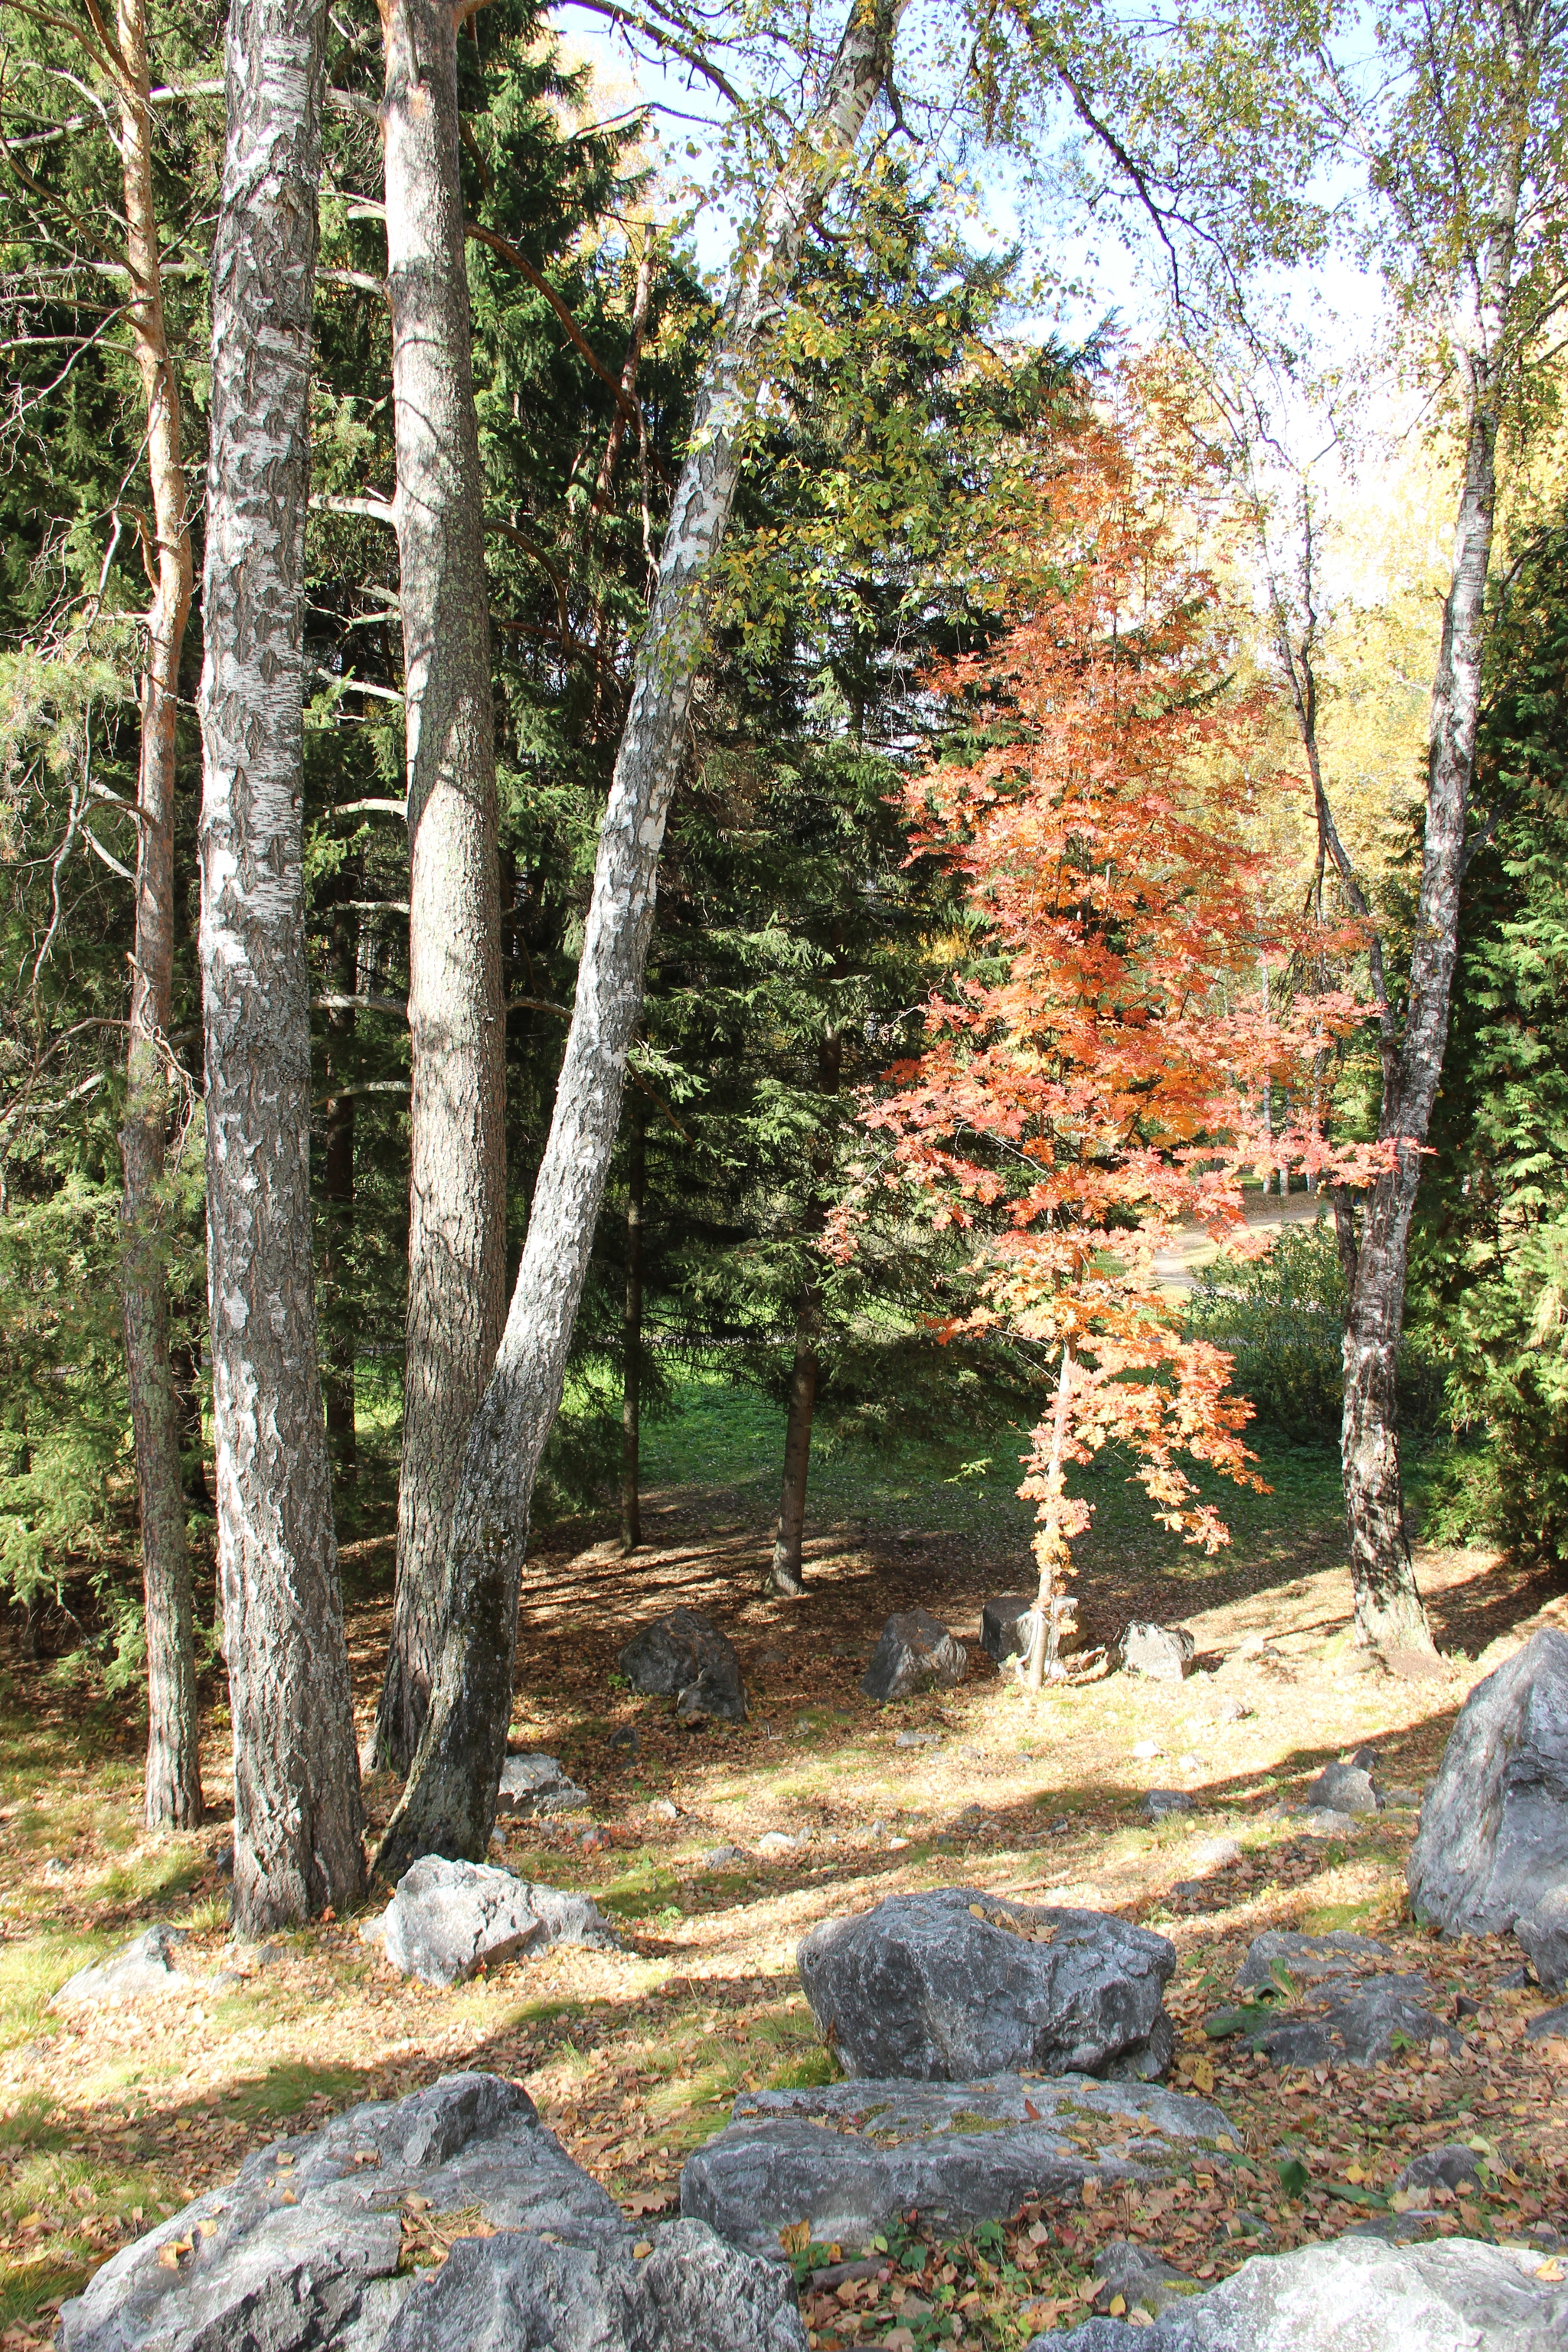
[
  {"xmin": 1308, "ymin": 0, "xmax": 1567, "ymax": 1658},
  {"xmin": 370, "ymin": 0, "xmax": 507, "ymax": 1775},
  {"xmin": 377, "ymin": 0, "xmax": 907, "ymax": 1873},
  {"xmin": 200, "ymin": 0, "xmax": 365, "ymax": 1929}
]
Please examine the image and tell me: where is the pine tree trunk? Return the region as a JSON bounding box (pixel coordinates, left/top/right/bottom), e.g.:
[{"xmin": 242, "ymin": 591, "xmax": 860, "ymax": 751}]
[
  {"xmin": 115, "ymin": 0, "xmax": 202, "ymax": 1833},
  {"xmin": 199, "ymin": 0, "xmax": 366, "ymax": 1929},
  {"xmin": 375, "ymin": 0, "xmax": 905, "ymax": 1874},
  {"xmin": 373, "ymin": 0, "xmax": 507, "ymax": 1775},
  {"xmin": 621, "ymin": 1113, "xmax": 644, "ymax": 1553},
  {"xmin": 767, "ymin": 1292, "xmax": 819, "ymax": 1597},
  {"xmin": 322, "ymin": 904, "xmax": 358, "ymax": 1489}
]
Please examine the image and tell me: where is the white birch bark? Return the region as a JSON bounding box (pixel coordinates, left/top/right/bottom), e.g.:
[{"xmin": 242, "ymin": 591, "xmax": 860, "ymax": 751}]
[
  {"xmin": 377, "ymin": 0, "xmax": 907, "ymax": 1872},
  {"xmin": 199, "ymin": 0, "xmax": 366, "ymax": 1927},
  {"xmin": 371, "ymin": 0, "xmax": 506, "ymax": 1774},
  {"xmin": 1338, "ymin": 5, "xmax": 1529, "ymax": 1658}
]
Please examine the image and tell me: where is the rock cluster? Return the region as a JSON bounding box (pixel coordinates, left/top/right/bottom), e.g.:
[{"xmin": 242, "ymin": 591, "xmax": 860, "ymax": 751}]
[
  {"xmin": 60, "ymin": 2071, "xmax": 804, "ymax": 2352},
  {"xmin": 364, "ymin": 1857, "xmax": 622, "ymax": 1988},
  {"xmin": 859, "ymin": 1610, "xmax": 968, "ymax": 1702},
  {"xmin": 619, "ymin": 1609, "xmax": 750, "ymax": 1723}
]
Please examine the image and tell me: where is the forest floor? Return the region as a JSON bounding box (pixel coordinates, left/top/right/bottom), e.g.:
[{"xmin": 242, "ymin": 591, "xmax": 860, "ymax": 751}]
[{"xmin": 0, "ymin": 1390, "xmax": 1564, "ymax": 2344}]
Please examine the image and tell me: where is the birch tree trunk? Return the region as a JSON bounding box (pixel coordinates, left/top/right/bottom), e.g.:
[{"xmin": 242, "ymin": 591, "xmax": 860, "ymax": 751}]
[
  {"xmin": 1339, "ymin": 384, "xmax": 1501, "ymax": 1658},
  {"xmin": 1334, "ymin": 0, "xmax": 1532, "ymax": 1657},
  {"xmin": 199, "ymin": 0, "xmax": 366, "ymax": 1929},
  {"xmin": 377, "ymin": 0, "xmax": 906, "ymax": 1873},
  {"xmin": 115, "ymin": 0, "xmax": 202, "ymax": 1831},
  {"xmin": 372, "ymin": 0, "xmax": 507, "ymax": 1775}
]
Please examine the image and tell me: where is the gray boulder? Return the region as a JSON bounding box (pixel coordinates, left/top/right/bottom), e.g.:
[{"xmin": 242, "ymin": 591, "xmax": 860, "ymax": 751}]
[
  {"xmin": 1305, "ymin": 1762, "xmax": 1380, "ymax": 1816},
  {"xmin": 619, "ymin": 1609, "xmax": 748, "ymax": 1723},
  {"xmin": 1527, "ymin": 2001, "xmax": 1568, "ymax": 2040},
  {"xmin": 1407, "ymin": 1629, "xmax": 1568, "ymax": 1950},
  {"xmin": 1048, "ymin": 2233, "xmax": 1568, "ymax": 2350},
  {"xmin": 1116, "ymin": 1624, "xmax": 1194, "ymax": 1682},
  {"xmin": 981, "ymin": 1596, "xmax": 1034, "ymax": 1663},
  {"xmin": 1516, "ymin": 1885, "xmax": 1568, "ymax": 1991},
  {"xmin": 1395, "ymin": 2143, "xmax": 1489, "ymax": 2201},
  {"xmin": 1235, "ymin": 1931, "xmax": 1390, "ymax": 1992},
  {"xmin": 51, "ymin": 1925, "xmax": 188, "ymax": 2011},
  {"xmin": 365, "ymin": 1857, "xmax": 622, "ymax": 1987},
  {"xmin": 380, "ymin": 2219, "xmax": 805, "ymax": 2352},
  {"xmin": 59, "ymin": 2072, "xmax": 800, "ymax": 2352},
  {"xmin": 859, "ymin": 1610, "xmax": 968, "ymax": 1703},
  {"xmin": 1220, "ymin": 1975, "xmax": 1460, "ymax": 2070},
  {"xmin": 1143, "ymin": 1792, "xmax": 1194, "ymax": 1823},
  {"xmin": 797, "ymin": 1888, "xmax": 1175, "ymax": 2080},
  {"xmin": 681, "ymin": 2075, "xmax": 1236, "ymax": 2261},
  {"xmin": 1089, "ymin": 2242, "xmax": 1202, "ymax": 2321},
  {"xmin": 495, "ymin": 1754, "xmax": 588, "ymax": 1819}
]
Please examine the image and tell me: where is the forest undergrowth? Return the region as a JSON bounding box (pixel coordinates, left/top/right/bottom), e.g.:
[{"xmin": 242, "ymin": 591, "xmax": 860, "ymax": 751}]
[{"xmin": 0, "ymin": 1394, "xmax": 1563, "ymax": 2344}]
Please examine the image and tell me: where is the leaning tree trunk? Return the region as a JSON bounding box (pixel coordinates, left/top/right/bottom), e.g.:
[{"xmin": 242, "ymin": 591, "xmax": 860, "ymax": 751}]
[
  {"xmin": 376, "ymin": 0, "xmax": 906, "ymax": 1875},
  {"xmin": 199, "ymin": 0, "xmax": 366, "ymax": 1930},
  {"xmin": 115, "ymin": 0, "xmax": 203, "ymax": 1831},
  {"xmin": 372, "ymin": 0, "xmax": 507, "ymax": 1775}
]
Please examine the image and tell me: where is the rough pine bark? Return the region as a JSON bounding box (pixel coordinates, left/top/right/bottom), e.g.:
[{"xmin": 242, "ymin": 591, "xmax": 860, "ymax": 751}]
[
  {"xmin": 372, "ymin": 0, "xmax": 507, "ymax": 1775},
  {"xmin": 767, "ymin": 1295, "xmax": 820, "ymax": 1597},
  {"xmin": 321, "ymin": 887, "xmax": 358, "ymax": 1487},
  {"xmin": 114, "ymin": 0, "xmax": 202, "ymax": 1831},
  {"xmin": 766, "ymin": 1025, "xmax": 841, "ymax": 1597},
  {"xmin": 199, "ymin": 0, "xmax": 366, "ymax": 1929},
  {"xmin": 621, "ymin": 1112, "xmax": 644, "ymax": 1553},
  {"xmin": 377, "ymin": 0, "xmax": 906, "ymax": 1873}
]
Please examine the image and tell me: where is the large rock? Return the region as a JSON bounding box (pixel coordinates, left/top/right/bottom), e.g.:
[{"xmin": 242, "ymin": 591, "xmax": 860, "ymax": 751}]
[
  {"xmin": 797, "ymin": 1889, "xmax": 1175, "ymax": 2080},
  {"xmin": 1305, "ymin": 1762, "xmax": 1380, "ymax": 1816},
  {"xmin": 619, "ymin": 1609, "xmax": 749, "ymax": 1723},
  {"xmin": 1407, "ymin": 1629, "xmax": 1568, "ymax": 1960},
  {"xmin": 51, "ymin": 1925, "xmax": 188, "ymax": 2011},
  {"xmin": 364, "ymin": 1857, "xmax": 622, "ymax": 1988},
  {"xmin": 60, "ymin": 2071, "xmax": 803, "ymax": 2352},
  {"xmin": 1515, "ymin": 1885, "xmax": 1568, "ymax": 1991},
  {"xmin": 681, "ymin": 2075, "xmax": 1236, "ymax": 2261},
  {"xmin": 1234, "ymin": 1931, "xmax": 1390, "ymax": 1992},
  {"xmin": 495, "ymin": 1755, "xmax": 587, "ymax": 1819},
  {"xmin": 980, "ymin": 1596, "xmax": 1035, "ymax": 1664},
  {"xmin": 1116, "ymin": 1624, "xmax": 1194, "ymax": 1682},
  {"xmin": 1050, "ymin": 2233, "xmax": 1568, "ymax": 2350},
  {"xmin": 1213, "ymin": 1973, "xmax": 1460, "ymax": 2070},
  {"xmin": 859, "ymin": 1611, "xmax": 968, "ymax": 1703},
  {"xmin": 979, "ymin": 1596, "xmax": 1080, "ymax": 1665}
]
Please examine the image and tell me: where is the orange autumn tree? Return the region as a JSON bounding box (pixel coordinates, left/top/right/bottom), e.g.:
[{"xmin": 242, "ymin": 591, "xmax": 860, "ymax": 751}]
[{"xmin": 837, "ymin": 397, "xmax": 1383, "ymax": 1688}]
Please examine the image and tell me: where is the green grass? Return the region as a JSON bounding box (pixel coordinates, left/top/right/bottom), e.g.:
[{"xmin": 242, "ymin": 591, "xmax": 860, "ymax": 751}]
[{"xmin": 641, "ymin": 1361, "xmax": 1349, "ymax": 1586}]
